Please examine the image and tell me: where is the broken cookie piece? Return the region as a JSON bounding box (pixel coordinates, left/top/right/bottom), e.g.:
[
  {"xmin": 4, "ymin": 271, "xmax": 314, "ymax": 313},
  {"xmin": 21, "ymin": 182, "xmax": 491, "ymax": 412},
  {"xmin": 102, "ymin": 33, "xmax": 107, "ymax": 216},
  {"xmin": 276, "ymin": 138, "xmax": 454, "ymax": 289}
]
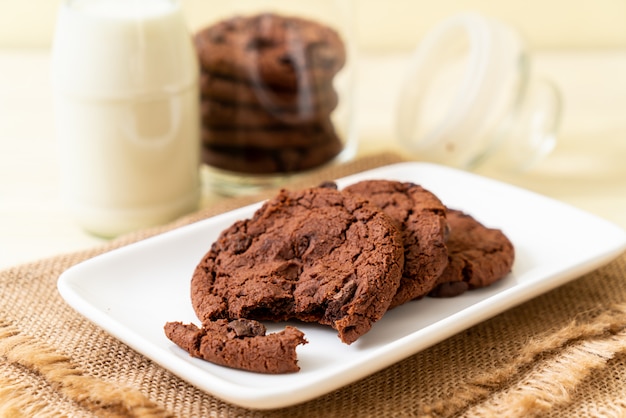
[{"xmin": 164, "ymin": 319, "xmax": 307, "ymax": 374}]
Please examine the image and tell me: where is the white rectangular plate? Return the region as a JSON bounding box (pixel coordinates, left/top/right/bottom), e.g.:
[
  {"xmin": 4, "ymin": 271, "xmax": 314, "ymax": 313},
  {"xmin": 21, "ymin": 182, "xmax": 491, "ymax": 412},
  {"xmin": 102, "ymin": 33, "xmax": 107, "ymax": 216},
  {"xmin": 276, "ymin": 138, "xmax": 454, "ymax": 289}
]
[{"xmin": 58, "ymin": 162, "xmax": 626, "ymax": 410}]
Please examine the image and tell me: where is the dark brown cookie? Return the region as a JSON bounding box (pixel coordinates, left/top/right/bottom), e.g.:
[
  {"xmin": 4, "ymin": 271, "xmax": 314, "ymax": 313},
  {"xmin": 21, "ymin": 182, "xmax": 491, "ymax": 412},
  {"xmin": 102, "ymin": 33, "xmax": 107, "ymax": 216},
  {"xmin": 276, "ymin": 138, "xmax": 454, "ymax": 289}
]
[
  {"xmin": 201, "ymin": 136, "xmax": 342, "ymax": 174},
  {"xmin": 201, "ymin": 99, "xmax": 334, "ymax": 128},
  {"xmin": 191, "ymin": 186, "xmax": 404, "ymax": 344},
  {"xmin": 164, "ymin": 319, "xmax": 307, "ymax": 373},
  {"xmin": 194, "ymin": 13, "xmax": 346, "ymax": 90},
  {"xmin": 429, "ymin": 209, "xmax": 515, "ymax": 297},
  {"xmin": 201, "ymin": 120, "xmax": 340, "ymax": 149},
  {"xmin": 200, "ymin": 71, "xmax": 339, "ymax": 112},
  {"xmin": 343, "ymin": 180, "xmax": 449, "ymax": 308}
]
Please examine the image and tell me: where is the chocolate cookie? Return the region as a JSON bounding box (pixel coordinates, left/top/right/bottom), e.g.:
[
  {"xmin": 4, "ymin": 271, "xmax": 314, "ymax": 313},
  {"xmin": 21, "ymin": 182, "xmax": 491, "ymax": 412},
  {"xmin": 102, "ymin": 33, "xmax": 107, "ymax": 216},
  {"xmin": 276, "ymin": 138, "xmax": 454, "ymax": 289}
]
[
  {"xmin": 343, "ymin": 180, "xmax": 449, "ymax": 308},
  {"xmin": 201, "ymin": 119, "xmax": 340, "ymax": 148},
  {"xmin": 200, "ymin": 71, "xmax": 339, "ymax": 112},
  {"xmin": 429, "ymin": 209, "xmax": 515, "ymax": 297},
  {"xmin": 164, "ymin": 319, "xmax": 306, "ymax": 374},
  {"xmin": 194, "ymin": 13, "xmax": 346, "ymax": 90},
  {"xmin": 202, "ymin": 139, "xmax": 343, "ymax": 174},
  {"xmin": 201, "ymin": 99, "xmax": 334, "ymax": 128},
  {"xmin": 190, "ymin": 186, "xmax": 404, "ymax": 344}
]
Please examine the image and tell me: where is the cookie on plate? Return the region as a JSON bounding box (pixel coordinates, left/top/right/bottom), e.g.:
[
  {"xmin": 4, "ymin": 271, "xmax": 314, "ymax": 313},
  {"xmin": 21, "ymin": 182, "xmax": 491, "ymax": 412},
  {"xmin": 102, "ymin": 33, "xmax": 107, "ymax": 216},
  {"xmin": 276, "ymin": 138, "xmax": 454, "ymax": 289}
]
[
  {"xmin": 190, "ymin": 186, "xmax": 404, "ymax": 344},
  {"xmin": 342, "ymin": 180, "xmax": 449, "ymax": 308},
  {"xmin": 429, "ymin": 209, "xmax": 515, "ymax": 297},
  {"xmin": 164, "ymin": 319, "xmax": 306, "ymax": 374}
]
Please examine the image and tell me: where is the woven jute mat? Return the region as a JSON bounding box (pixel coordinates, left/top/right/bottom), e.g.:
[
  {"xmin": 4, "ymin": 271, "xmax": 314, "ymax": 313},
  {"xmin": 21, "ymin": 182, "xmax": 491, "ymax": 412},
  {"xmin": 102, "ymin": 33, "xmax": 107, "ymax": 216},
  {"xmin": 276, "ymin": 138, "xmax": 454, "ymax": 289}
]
[{"xmin": 2, "ymin": 152, "xmax": 626, "ymax": 417}]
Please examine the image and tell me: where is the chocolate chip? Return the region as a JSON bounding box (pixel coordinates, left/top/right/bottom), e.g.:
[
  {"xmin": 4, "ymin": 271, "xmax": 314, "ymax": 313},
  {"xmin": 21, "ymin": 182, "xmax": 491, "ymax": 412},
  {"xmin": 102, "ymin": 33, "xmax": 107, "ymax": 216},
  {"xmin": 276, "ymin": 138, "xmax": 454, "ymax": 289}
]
[
  {"xmin": 443, "ymin": 222, "xmax": 451, "ymax": 242},
  {"xmin": 247, "ymin": 36, "xmax": 275, "ymax": 50},
  {"xmin": 326, "ymin": 280, "xmax": 358, "ymax": 320},
  {"xmin": 429, "ymin": 281, "xmax": 469, "ymax": 298},
  {"xmin": 294, "ymin": 236, "xmax": 310, "ymax": 258},
  {"xmin": 228, "ymin": 319, "xmax": 266, "ymax": 338},
  {"xmin": 278, "ymin": 53, "xmax": 294, "ymax": 68},
  {"xmin": 318, "ymin": 181, "xmax": 338, "ymax": 190}
]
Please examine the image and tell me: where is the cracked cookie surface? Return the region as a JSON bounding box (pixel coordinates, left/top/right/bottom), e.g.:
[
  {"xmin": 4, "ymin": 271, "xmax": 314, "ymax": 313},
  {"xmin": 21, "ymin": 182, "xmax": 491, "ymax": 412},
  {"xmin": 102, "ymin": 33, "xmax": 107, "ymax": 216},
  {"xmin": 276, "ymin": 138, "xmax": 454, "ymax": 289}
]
[
  {"xmin": 343, "ymin": 180, "xmax": 449, "ymax": 308},
  {"xmin": 164, "ymin": 319, "xmax": 306, "ymax": 373},
  {"xmin": 429, "ymin": 209, "xmax": 515, "ymax": 297},
  {"xmin": 190, "ymin": 186, "xmax": 404, "ymax": 344}
]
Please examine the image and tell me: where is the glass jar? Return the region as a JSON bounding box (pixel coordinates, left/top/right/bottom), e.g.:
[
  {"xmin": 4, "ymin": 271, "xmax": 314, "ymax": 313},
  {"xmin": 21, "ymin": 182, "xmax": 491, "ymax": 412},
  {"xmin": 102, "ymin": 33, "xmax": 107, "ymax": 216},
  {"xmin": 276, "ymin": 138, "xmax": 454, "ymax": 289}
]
[
  {"xmin": 193, "ymin": 0, "xmax": 357, "ymax": 195},
  {"xmin": 396, "ymin": 13, "xmax": 562, "ymax": 172},
  {"xmin": 51, "ymin": 0, "xmax": 201, "ymax": 237}
]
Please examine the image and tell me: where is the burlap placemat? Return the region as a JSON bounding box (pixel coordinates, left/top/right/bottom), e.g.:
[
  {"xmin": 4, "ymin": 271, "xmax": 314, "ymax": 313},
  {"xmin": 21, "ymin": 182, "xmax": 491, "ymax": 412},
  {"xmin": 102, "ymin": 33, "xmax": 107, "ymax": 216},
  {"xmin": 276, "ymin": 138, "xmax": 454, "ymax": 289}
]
[{"xmin": 2, "ymin": 152, "xmax": 626, "ymax": 417}]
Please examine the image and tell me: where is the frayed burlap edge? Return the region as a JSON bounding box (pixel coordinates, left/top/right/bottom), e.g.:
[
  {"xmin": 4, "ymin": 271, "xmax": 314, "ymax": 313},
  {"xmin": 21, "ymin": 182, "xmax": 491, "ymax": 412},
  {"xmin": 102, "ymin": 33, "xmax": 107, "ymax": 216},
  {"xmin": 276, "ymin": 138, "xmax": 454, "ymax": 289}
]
[
  {"xmin": 0, "ymin": 320, "xmax": 171, "ymax": 418},
  {"xmin": 419, "ymin": 304, "xmax": 626, "ymax": 418}
]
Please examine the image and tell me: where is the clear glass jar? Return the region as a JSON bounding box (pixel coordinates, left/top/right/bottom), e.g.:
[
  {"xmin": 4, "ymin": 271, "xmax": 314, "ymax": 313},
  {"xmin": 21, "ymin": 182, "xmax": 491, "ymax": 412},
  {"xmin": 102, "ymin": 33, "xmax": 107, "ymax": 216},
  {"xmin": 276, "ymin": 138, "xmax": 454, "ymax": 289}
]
[
  {"xmin": 51, "ymin": 0, "xmax": 201, "ymax": 237},
  {"xmin": 194, "ymin": 0, "xmax": 357, "ymax": 195},
  {"xmin": 396, "ymin": 13, "xmax": 562, "ymax": 172}
]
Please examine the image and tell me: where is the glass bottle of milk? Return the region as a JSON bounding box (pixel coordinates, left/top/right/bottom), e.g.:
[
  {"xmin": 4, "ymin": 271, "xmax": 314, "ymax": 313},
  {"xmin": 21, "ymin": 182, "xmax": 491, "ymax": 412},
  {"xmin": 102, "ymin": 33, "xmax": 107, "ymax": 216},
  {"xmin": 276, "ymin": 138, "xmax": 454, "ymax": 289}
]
[{"xmin": 51, "ymin": 0, "xmax": 200, "ymax": 237}]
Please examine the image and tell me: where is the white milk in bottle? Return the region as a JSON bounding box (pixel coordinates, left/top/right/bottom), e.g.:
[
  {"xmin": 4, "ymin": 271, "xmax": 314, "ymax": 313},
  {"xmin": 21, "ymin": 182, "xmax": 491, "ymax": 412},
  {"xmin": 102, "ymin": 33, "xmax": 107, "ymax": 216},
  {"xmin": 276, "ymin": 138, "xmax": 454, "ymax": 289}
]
[{"xmin": 51, "ymin": 0, "xmax": 200, "ymax": 237}]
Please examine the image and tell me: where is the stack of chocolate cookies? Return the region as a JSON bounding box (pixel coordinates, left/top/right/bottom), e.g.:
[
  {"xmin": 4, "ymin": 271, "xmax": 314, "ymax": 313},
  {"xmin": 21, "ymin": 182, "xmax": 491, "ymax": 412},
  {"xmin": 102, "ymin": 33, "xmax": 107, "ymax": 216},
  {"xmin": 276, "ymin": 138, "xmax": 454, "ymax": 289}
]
[{"xmin": 194, "ymin": 13, "xmax": 347, "ymax": 175}]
